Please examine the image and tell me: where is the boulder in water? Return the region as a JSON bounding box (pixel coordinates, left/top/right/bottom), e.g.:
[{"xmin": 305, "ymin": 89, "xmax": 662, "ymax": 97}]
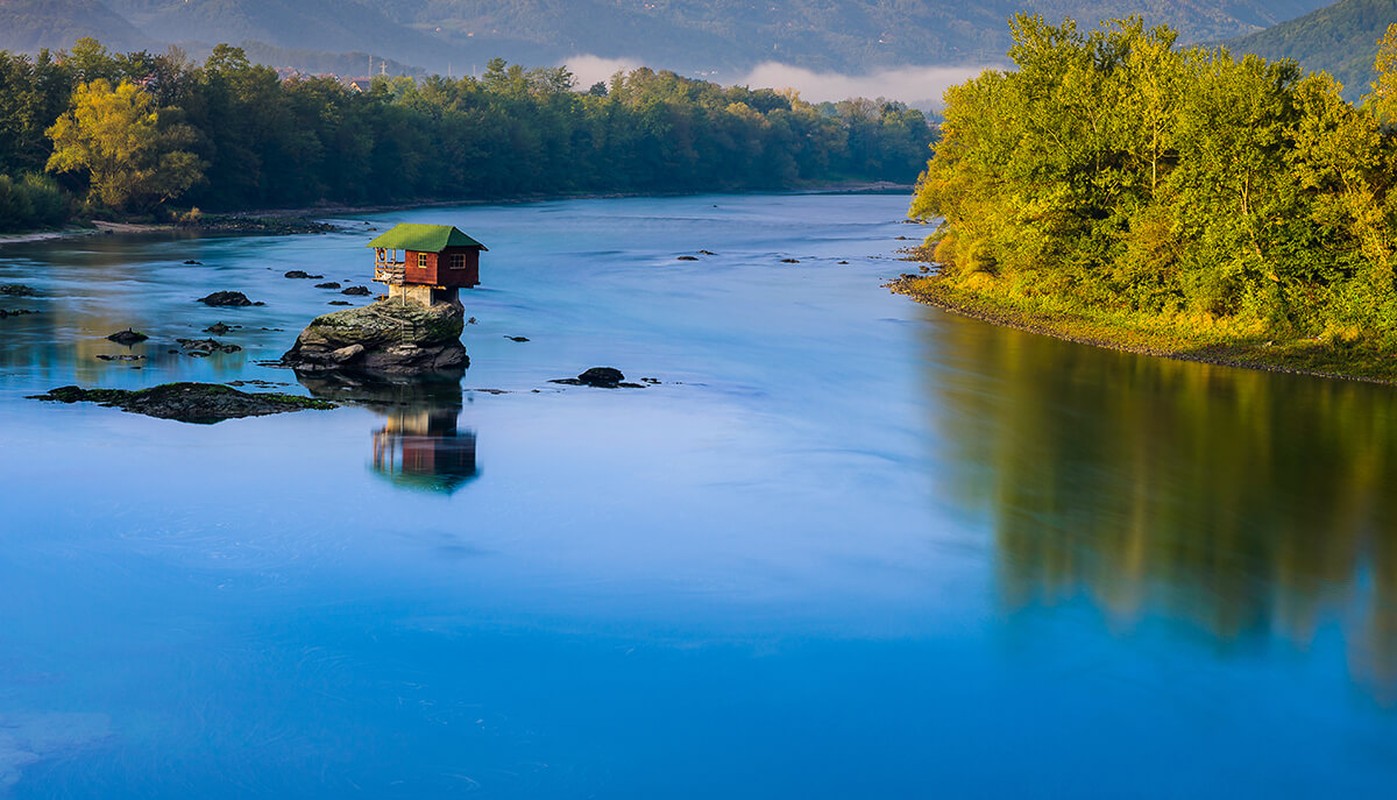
[
  {"xmin": 281, "ymin": 297, "xmax": 468, "ymax": 374},
  {"xmin": 197, "ymin": 291, "xmax": 260, "ymax": 307}
]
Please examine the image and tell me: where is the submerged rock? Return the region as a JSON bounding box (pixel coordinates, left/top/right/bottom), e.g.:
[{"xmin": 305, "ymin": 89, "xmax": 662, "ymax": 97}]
[
  {"xmin": 197, "ymin": 291, "xmax": 260, "ymax": 307},
  {"xmin": 29, "ymin": 382, "xmax": 335, "ymax": 424},
  {"xmin": 0, "ymin": 308, "xmax": 35, "ymax": 318},
  {"xmin": 204, "ymin": 322, "xmax": 232, "ymax": 335},
  {"xmin": 105, "ymin": 329, "xmax": 148, "ymax": 345},
  {"xmin": 314, "ymin": 282, "xmax": 342, "ymax": 289},
  {"xmin": 281, "ymin": 297, "xmax": 468, "ymax": 374},
  {"xmin": 284, "ymin": 270, "xmax": 323, "ymax": 279},
  {"xmin": 176, "ymin": 338, "xmax": 241, "ymax": 355},
  {"xmin": 341, "ymin": 286, "xmax": 372, "ymax": 296},
  {"xmin": 550, "ymin": 366, "xmax": 643, "ymax": 389},
  {"xmin": 0, "ymin": 284, "xmax": 37, "ymax": 296}
]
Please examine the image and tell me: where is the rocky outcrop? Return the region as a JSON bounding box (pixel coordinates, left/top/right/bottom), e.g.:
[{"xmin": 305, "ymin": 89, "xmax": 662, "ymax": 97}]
[
  {"xmin": 30, "ymin": 382, "xmax": 335, "ymax": 424},
  {"xmin": 281, "ymin": 297, "xmax": 468, "ymax": 374}
]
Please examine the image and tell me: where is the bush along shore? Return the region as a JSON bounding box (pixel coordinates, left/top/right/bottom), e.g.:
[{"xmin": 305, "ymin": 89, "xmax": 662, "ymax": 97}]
[
  {"xmin": 903, "ymin": 15, "xmax": 1397, "ymax": 385},
  {"xmin": 892, "ymin": 253, "xmax": 1397, "ymax": 385}
]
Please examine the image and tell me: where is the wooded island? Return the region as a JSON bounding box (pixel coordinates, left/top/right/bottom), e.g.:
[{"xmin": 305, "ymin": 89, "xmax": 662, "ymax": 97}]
[{"xmin": 900, "ymin": 15, "xmax": 1397, "ymax": 383}]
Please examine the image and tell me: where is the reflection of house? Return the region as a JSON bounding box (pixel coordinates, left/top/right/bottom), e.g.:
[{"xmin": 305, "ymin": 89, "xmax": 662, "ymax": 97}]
[
  {"xmin": 372, "ymin": 406, "xmax": 478, "ymax": 494},
  {"xmin": 368, "ymin": 223, "xmax": 488, "ymax": 307}
]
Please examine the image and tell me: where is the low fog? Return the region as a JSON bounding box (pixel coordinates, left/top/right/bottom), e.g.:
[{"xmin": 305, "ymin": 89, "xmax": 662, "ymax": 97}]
[{"xmin": 564, "ymin": 55, "xmax": 996, "ymax": 109}]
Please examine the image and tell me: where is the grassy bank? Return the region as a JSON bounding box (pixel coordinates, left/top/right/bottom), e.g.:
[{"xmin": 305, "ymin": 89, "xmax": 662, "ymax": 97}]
[{"xmin": 889, "ymin": 269, "xmax": 1397, "ymax": 386}]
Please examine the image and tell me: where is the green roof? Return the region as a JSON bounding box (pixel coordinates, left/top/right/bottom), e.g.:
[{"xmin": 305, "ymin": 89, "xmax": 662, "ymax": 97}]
[{"xmin": 366, "ymin": 223, "xmax": 487, "ymax": 252}]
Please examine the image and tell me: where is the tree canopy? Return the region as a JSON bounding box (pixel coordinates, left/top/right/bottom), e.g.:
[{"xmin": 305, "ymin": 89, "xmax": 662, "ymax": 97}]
[
  {"xmin": 910, "ymin": 15, "xmax": 1397, "ymax": 347},
  {"xmin": 46, "ymin": 76, "xmax": 203, "ymax": 211}
]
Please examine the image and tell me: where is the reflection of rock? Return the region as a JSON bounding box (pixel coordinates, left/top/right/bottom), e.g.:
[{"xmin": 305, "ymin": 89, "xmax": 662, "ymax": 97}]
[
  {"xmin": 298, "ymin": 371, "xmax": 478, "ymax": 494},
  {"xmin": 30, "ymin": 382, "xmax": 335, "ymax": 424},
  {"xmin": 281, "ymin": 297, "xmax": 467, "ymax": 374}
]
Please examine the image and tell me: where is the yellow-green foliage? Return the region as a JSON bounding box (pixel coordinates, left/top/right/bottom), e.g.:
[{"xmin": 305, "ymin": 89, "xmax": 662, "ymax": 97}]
[
  {"xmin": 910, "ymin": 15, "xmax": 1397, "ymax": 347},
  {"xmin": 46, "ymin": 77, "xmax": 205, "ymax": 212}
]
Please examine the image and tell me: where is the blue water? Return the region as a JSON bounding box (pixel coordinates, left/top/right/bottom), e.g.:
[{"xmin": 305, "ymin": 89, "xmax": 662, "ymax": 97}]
[{"xmin": 2, "ymin": 194, "xmax": 1396, "ymax": 797}]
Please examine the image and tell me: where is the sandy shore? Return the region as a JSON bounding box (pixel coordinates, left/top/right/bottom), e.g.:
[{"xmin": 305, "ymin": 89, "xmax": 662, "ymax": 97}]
[{"xmin": 0, "ymin": 227, "xmax": 102, "ymax": 245}]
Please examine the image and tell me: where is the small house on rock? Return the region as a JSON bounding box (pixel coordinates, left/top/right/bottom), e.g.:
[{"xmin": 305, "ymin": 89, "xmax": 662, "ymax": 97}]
[{"xmin": 368, "ymin": 223, "xmax": 487, "ymax": 307}]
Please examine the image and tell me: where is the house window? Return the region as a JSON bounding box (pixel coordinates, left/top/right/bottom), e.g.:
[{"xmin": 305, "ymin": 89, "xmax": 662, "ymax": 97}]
[
  {"xmin": 417, "ymin": 253, "xmax": 429, "ymax": 268},
  {"xmin": 448, "ymin": 253, "xmax": 466, "ymax": 270}
]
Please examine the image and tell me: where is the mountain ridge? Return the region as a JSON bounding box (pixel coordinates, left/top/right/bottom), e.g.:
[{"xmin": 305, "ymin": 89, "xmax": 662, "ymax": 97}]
[
  {"xmin": 1227, "ymin": 0, "xmax": 1396, "ymax": 99},
  {"xmin": 0, "ymin": 1, "xmax": 1340, "ymax": 81}
]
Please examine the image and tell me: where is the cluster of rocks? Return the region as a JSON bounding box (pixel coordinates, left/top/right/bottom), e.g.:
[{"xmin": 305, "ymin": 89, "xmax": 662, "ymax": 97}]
[{"xmin": 178, "ymin": 216, "xmax": 337, "ymax": 235}]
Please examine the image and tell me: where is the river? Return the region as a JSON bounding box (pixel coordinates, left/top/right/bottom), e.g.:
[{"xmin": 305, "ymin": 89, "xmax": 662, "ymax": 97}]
[{"xmin": 1, "ymin": 193, "xmax": 1396, "ymax": 797}]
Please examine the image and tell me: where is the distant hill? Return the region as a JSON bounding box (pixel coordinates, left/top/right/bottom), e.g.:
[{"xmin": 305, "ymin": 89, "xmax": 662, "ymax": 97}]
[
  {"xmin": 0, "ymin": 0, "xmax": 148, "ymax": 53},
  {"xmin": 106, "ymin": 0, "xmax": 443, "ymax": 59},
  {"xmin": 1227, "ymin": 0, "xmax": 1396, "ymax": 100},
  {"xmin": 0, "ymin": 0, "xmax": 1340, "ymax": 80}
]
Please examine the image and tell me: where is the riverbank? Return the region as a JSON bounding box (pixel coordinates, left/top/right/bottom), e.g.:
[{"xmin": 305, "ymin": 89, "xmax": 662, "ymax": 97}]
[
  {"xmin": 0, "ymin": 184, "xmax": 912, "ymax": 248},
  {"xmin": 890, "ymin": 272, "xmax": 1397, "ymax": 385}
]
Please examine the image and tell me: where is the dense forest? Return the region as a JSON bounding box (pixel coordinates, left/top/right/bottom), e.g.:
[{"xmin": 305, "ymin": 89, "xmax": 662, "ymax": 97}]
[
  {"xmin": 907, "ymin": 15, "xmax": 1397, "ymax": 367},
  {"xmin": 0, "ymin": 38, "xmax": 933, "ymax": 231}
]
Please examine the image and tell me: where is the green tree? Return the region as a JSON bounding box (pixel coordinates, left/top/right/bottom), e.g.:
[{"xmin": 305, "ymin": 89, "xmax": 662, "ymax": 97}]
[
  {"xmin": 45, "ymin": 78, "xmax": 204, "ymax": 211},
  {"xmin": 1370, "ymin": 23, "xmax": 1397, "ymax": 125}
]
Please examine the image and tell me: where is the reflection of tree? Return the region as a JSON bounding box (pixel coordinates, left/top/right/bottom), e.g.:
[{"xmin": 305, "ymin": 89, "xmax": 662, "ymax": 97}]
[
  {"xmin": 926, "ymin": 315, "xmax": 1397, "ymax": 700},
  {"xmin": 298, "ymin": 371, "xmax": 478, "ymax": 495}
]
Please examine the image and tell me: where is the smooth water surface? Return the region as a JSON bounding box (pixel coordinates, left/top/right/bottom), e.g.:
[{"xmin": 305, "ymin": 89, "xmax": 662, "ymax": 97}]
[{"xmin": 2, "ymin": 194, "xmax": 1396, "ymax": 797}]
